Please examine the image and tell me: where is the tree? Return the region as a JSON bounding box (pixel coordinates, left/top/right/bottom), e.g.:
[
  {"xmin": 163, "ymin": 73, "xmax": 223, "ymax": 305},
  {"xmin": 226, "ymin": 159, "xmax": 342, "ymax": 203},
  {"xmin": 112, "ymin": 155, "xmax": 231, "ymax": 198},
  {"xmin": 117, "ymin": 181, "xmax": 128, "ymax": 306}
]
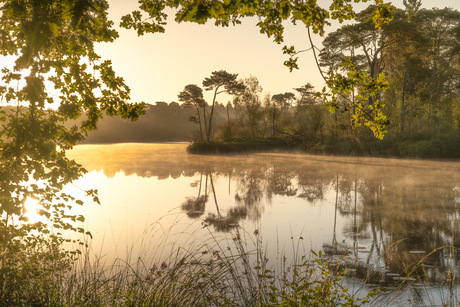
[
  {"xmin": 382, "ymin": 8, "xmax": 429, "ymax": 134},
  {"xmin": 292, "ymin": 83, "xmax": 328, "ymax": 144},
  {"xmin": 0, "ymin": 0, "xmax": 144, "ymax": 293},
  {"xmin": 403, "ymin": 0, "xmax": 422, "ymax": 21},
  {"xmin": 293, "ymin": 83, "xmax": 316, "ymax": 123},
  {"xmin": 378, "ymin": 6, "xmax": 460, "ymax": 135},
  {"xmin": 415, "ymin": 8, "xmax": 460, "ymax": 128},
  {"xmin": 319, "ymin": 6, "xmax": 413, "ymax": 138},
  {"xmin": 233, "ymin": 75, "xmax": 265, "ymax": 138},
  {"xmin": 202, "ymin": 70, "xmax": 245, "ymax": 141},
  {"xmin": 318, "ymin": 5, "xmax": 443, "ymax": 138},
  {"xmin": 121, "ymin": 0, "xmax": 395, "ymax": 138},
  {"xmin": 178, "ymin": 84, "xmax": 207, "ymax": 140},
  {"xmin": 270, "ymin": 92, "xmax": 295, "ymax": 137},
  {"xmin": 294, "ymin": 83, "xmax": 316, "ymax": 107}
]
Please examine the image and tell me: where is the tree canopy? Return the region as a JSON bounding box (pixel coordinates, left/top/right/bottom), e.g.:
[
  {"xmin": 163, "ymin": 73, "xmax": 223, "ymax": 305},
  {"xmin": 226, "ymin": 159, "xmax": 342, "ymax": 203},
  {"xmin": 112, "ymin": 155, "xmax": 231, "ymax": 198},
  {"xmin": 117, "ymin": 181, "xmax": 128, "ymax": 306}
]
[
  {"xmin": 178, "ymin": 84, "xmax": 207, "ymax": 139},
  {"xmin": 0, "ymin": 0, "xmax": 144, "ymax": 238}
]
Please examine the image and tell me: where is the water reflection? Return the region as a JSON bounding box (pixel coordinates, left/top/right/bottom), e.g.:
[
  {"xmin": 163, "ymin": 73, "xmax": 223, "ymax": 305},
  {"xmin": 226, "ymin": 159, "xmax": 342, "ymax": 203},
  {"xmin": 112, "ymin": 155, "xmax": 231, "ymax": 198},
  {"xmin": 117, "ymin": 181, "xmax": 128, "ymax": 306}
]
[
  {"xmin": 67, "ymin": 143, "xmax": 460, "ymax": 286},
  {"xmin": 181, "ymin": 173, "xmax": 207, "ymax": 218},
  {"xmin": 182, "ymin": 170, "xmax": 248, "ymax": 231}
]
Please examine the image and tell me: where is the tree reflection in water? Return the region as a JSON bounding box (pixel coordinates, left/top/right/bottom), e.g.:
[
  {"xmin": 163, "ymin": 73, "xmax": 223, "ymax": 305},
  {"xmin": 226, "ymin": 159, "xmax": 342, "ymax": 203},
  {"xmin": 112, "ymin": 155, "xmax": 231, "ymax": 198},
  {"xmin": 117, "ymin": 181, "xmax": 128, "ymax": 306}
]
[
  {"xmin": 180, "ymin": 162, "xmax": 460, "ymax": 286},
  {"xmin": 181, "ymin": 173, "xmax": 207, "ymax": 218},
  {"xmin": 183, "ymin": 169, "xmax": 249, "ymax": 232}
]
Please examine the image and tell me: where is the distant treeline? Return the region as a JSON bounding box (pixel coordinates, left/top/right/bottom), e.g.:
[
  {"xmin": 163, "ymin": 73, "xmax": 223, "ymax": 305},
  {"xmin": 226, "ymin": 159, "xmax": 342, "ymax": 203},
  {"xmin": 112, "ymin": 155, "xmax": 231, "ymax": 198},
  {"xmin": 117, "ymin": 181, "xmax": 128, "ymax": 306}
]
[
  {"xmin": 0, "ymin": 102, "xmax": 232, "ymax": 144},
  {"xmin": 80, "ymin": 101, "xmax": 234, "ymax": 144}
]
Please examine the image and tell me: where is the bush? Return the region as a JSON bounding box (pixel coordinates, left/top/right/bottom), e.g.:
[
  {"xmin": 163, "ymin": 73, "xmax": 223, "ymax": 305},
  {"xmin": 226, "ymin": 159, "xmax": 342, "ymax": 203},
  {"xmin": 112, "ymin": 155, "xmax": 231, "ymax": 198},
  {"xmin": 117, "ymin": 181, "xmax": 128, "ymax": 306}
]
[
  {"xmin": 0, "ymin": 221, "xmax": 77, "ymax": 305},
  {"xmin": 264, "ymin": 251, "xmax": 375, "ymax": 307}
]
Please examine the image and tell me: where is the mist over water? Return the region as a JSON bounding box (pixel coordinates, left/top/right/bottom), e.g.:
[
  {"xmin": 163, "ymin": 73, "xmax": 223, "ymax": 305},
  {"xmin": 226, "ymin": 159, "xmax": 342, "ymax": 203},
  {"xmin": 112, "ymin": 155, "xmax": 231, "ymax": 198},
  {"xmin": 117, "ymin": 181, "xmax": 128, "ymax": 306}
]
[{"xmin": 66, "ymin": 143, "xmax": 460, "ymax": 286}]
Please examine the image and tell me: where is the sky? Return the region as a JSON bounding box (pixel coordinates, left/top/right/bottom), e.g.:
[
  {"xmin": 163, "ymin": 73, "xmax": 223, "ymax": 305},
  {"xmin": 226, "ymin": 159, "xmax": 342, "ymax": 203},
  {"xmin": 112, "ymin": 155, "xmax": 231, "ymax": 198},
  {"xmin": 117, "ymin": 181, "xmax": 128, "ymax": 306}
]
[{"xmin": 2, "ymin": 0, "xmax": 460, "ymax": 108}]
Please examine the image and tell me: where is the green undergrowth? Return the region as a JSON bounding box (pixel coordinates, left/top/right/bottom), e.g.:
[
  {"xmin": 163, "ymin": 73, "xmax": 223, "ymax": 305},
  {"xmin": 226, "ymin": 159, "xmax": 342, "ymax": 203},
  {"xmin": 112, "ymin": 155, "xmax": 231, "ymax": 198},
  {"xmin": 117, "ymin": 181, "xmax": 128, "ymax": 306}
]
[
  {"xmin": 311, "ymin": 133, "xmax": 460, "ymax": 159},
  {"xmin": 189, "ymin": 132, "xmax": 460, "ymax": 160}
]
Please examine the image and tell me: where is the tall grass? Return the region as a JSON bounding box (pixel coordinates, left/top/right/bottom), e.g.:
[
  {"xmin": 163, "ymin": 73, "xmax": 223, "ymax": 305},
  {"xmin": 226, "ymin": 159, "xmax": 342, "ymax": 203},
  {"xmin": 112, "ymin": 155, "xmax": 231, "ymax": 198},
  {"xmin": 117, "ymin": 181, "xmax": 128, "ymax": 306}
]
[{"xmin": 2, "ymin": 215, "xmax": 460, "ymax": 306}]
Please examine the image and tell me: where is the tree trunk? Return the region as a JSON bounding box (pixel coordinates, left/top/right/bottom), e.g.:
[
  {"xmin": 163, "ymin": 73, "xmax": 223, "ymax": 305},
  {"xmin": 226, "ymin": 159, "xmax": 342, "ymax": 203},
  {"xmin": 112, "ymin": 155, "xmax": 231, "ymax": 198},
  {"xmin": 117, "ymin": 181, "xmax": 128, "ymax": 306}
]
[
  {"xmin": 196, "ymin": 106, "xmax": 203, "ymax": 140},
  {"xmin": 209, "ymin": 172, "xmax": 221, "ymax": 216},
  {"xmin": 202, "ymin": 105, "xmax": 208, "ymax": 142},
  {"xmin": 207, "ymin": 88, "xmax": 219, "ymax": 141},
  {"xmin": 400, "ymin": 70, "xmax": 406, "ymax": 134}
]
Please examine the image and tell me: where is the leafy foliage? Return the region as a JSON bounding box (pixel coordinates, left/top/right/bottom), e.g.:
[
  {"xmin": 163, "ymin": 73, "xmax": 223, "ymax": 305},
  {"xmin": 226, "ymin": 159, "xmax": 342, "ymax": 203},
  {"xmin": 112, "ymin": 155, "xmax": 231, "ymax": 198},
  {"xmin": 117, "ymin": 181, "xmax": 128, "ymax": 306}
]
[
  {"xmin": 322, "ymin": 58, "xmax": 390, "ymax": 139},
  {"xmin": 232, "ymin": 76, "xmax": 266, "ymax": 139},
  {"xmin": 263, "ymin": 251, "xmax": 375, "ymax": 306},
  {"xmin": 0, "ymin": 0, "xmax": 144, "ymax": 298}
]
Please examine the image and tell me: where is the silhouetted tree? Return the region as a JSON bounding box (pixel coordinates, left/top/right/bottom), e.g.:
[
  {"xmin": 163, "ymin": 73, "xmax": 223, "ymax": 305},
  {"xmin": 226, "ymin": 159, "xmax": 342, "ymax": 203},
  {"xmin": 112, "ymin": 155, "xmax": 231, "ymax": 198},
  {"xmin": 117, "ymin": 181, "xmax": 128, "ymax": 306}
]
[
  {"xmin": 270, "ymin": 92, "xmax": 295, "ymax": 137},
  {"xmin": 178, "ymin": 84, "xmax": 207, "ymax": 140},
  {"xmin": 202, "ymin": 70, "xmax": 245, "ymax": 141}
]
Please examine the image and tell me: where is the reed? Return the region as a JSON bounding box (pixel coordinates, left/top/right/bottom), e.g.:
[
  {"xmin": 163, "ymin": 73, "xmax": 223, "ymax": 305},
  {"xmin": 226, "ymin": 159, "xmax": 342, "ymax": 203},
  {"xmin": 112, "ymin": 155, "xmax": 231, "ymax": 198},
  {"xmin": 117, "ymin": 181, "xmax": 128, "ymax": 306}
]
[{"xmin": 1, "ymin": 216, "xmax": 459, "ymax": 306}]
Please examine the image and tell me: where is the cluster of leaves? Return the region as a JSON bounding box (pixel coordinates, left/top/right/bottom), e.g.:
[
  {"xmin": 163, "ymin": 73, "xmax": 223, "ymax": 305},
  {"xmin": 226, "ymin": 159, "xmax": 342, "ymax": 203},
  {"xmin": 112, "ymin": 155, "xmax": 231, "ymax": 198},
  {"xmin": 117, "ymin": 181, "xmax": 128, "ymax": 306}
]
[
  {"xmin": 0, "ymin": 0, "xmax": 144, "ymax": 296},
  {"xmin": 121, "ymin": 0, "xmax": 394, "ymax": 39},
  {"xmin": 0, "ymin": 0, "xmax": 144, "ymax": 227},
  {"xmin": 322, "ymin": 58, "xmax": 390, "ymax": 139}
]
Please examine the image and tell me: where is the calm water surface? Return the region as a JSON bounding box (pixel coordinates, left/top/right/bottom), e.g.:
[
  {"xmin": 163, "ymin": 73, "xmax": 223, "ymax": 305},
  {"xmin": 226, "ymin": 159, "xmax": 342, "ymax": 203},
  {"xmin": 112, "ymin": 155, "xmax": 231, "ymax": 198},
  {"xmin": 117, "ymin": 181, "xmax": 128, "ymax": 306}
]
[{"xmin": 65, "ymin": 143, "xmax": 460, "ymax": 288}]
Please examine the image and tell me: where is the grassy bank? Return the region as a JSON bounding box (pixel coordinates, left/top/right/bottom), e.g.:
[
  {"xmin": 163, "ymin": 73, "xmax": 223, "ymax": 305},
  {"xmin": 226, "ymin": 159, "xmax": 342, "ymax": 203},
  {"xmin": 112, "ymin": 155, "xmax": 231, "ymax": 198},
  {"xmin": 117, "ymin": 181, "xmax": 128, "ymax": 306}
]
[
  {"xmin": 186, "ymin": 138, "xmax": 298, "ymax": 155},
  {"xmin": 188, "ymin": 133, "xmax": 460, "ymax": 159},
  {"xmin": 311, "ymin": 133, "xmax": 460, "ymax": 159},
  {"xmin": 3, "ymin": 240, "xmax": 456, "ymax": 306}
]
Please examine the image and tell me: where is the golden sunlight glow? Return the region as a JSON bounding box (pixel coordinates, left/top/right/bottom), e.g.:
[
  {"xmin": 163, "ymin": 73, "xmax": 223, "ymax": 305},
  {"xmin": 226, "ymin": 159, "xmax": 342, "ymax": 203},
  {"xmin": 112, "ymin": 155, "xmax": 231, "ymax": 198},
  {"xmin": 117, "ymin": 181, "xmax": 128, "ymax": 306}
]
[
  {"xmin": 24, "ymin": 197, "xmax": 42, "ymax": 224},
  {"xmin": 1, "ymin": 55, "xmax": 60, "ymax": 110}
]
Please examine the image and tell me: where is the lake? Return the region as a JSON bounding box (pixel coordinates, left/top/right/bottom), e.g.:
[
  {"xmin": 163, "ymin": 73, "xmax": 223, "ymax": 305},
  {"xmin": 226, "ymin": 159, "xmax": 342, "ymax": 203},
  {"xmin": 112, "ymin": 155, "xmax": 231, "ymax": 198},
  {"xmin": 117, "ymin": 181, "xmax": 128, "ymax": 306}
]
[{"xmin": 62, "ymin": 143, "xmax": 460, "ymax": 291}]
